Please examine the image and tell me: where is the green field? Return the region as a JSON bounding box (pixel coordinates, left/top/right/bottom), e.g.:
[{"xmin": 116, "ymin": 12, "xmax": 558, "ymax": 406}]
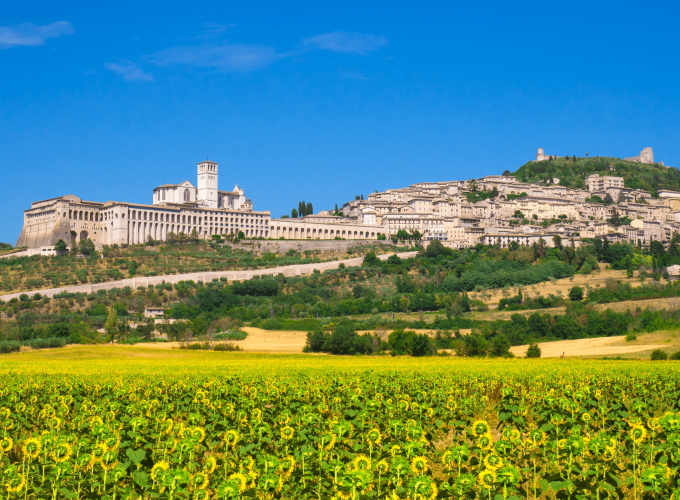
[{"xmin": 0, "ymin": 346, "xmax": 679, "ymax": 499}]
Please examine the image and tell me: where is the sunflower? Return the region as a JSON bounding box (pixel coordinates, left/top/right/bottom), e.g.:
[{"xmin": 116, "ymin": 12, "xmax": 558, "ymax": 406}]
[
  {"xmin": 21, "ymin": 437, "xmax": 41, "ymax": 459},
  {"xmin": 630, "ymin": 425, "xmax": 647, "ymax": 445},
  {"xmin": 410, "ymin": 456, "xmax": 428, "ymax": 475},
  {"xmin": 477, "ymin": 469, "xmax": 496, "ymax": 488},
  {"xmin": 647, "ymin": 417, "xmax": 660, "ymax": 431},
  {"xmin": 151, "ymin": 461, "xmax": 170, "ymax": 482},
  {"xmin": 280, "ymin": 426, "xmax": 294, "ymax": 440},
  {"xmin": 199, "ymin": 455, "xmax": 216, "ymax": 476},
  {"xmin": 407, "ymin": 475, "xmax": 438, "ymax": 500},
  {"xmin": 366, "ymin": 428, "xmax": 382, "ymax": 445},
  {"xmin": 5, "ymin": 473, "xmax": 26, "ymax": 493},
  {"xmin": 471, "ymin": 420, "xmax": 490, "ymax": 437},
  {"xmin": 353, "ymin": 454, "xmax": 372, "ymax": 471},
  {"xmin": 483, "ymin": 454, "xmax": 504, "ymax": 470},
  {"xmin": 190, "ymin": 472, "xmax": 210, "ymax": 490},
  {"xmin": 50, "ymin": 442, "xmax": 73, "ymax": 463},
  {"xmin": 376, "ymin": 459, "xmax": 390, "ymax": 475},
  {"xmin": 278, "ymin": 456, "xmax": 296, "ymax": 476},
  {"xmin": 0, "ymin": 436, "xmax": 14, "ymax": 453},
  {"xmin": 476, "ymin": 433, "xmax": 494, "ymax": 451},
  {"xmin": 527, "ymin": 429, "xmax": 547, "ymax": 447},
  {"xmin": 581, "ymin": 412, "xmax": 592, "ymax": 423},
  {"xmin": 191, "ymin": 426, "xmax": 206, "ymax": 443},
  {"xmin": 240, "ymin": 456, "xmax": 255, "ymax": 472},
  {"xmin": 223, "ymin": 430, "xmax": 240, "ymax": 449},
  {"xmin": 496, "ymin": 466, "xmax": 521, "ymax": 487},
  {"xmin": 99, "ymin": 450, "xmax": 119, "ymax": 471}
]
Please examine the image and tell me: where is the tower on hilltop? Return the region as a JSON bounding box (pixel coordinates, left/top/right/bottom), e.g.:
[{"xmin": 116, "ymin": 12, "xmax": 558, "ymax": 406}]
[{"xmin": 197, "ymin": 160, "xmax": 218, "ymax": 208}]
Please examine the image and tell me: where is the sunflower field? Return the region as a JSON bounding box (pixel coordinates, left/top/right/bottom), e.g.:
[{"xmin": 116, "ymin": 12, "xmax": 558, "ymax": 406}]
[{"xmin": 0, "ymin": 348, "xmax": 679, "ymax": 499}]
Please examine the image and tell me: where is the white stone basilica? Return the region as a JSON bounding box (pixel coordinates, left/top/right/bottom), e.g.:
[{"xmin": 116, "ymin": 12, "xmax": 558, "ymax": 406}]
[{"xmin": 16, "ymin": 161, "xmax": 269, "ymax": 249}]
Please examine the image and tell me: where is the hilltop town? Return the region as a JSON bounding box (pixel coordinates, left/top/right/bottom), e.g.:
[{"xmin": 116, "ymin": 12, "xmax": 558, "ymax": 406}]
[
  {"xmin": 337, "ymin": 147, "xmax": 680, "ymax": 249},
  {"xmin": 11, "ymin": 146, "xmax": 680, "ymax": 255}
]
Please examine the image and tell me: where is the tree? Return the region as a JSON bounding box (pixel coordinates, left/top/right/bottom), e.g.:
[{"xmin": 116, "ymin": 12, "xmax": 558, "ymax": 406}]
[
  {"xmin": 291, "ymin": 208, "xmax": 298, "ymax": 218},
  {"xmin": 650, "ymin": 240, "xmax": 665, "ymax": 258},
  {"xmin": 79, "ymin": 238, "xmax": 96, "ymax": 256},
  {"xmin": 334, "ymin": 204, "xmax": 339, "ymax": 214},
  {"xmin": 502, "ymin": 170, "xmax": 511, "ymax": 176},
  {"xmin": 237, "ymin": 231, "xmax": 245, "ymax": 240},
  {"xmin": 568, "ymin": 286, "xmax": 584, "ymax": 301},
  {"xmin": 526, "ymin": 343, "xmax": 541, "ymax": 358},
  {"xmin": 190, "ymin": 228, "xmax": 199, "ymax": 242},
  {"xmin": 572, "ymin": 155, "xmax": 576, "ymax": 161},
  {"xmin": 55, "ymin": 239, "xmax": 67, "ymax": 252},
  {"xmin": 651, "ymin": 349, "xmax": 668, "ymax": 361},
  {"xmin": 491, "ymin": 333, "xmax": 511, "ymax": 357},
  {"xmin": 603, "ymin": 193, "xmax": 614, "ymax": 205},
  {"xmin": 512, "ymin": 210, "xmax": 524, "ymax": 219},
  {"xmin": 306, "ymin": 202, "xmax": 313, "ymax": 215},
  {"xmin": 607, "ymin": 209, "xmax": 621, "ymax": 227},
  {"xmin": 105, "ymin": 306, "xmax": 119, "ymax": 343},
  {"xmin": 362, "ymin": 252, "xmax": 380, "ymax": 266},
  {"xmin": 552, "ymin": 234, "xmax": 563, "ymax": 250},
  {"xmin": 508, "ymin": 240, "xmax": 519, "ymax": 251},
  {"xmin": 468, "ymin": 179, "xmax": 478, "ymax": 192},
  {"xmin": 360, "ymin": 194, "xmax": 364, "ymax": 200},
  {"xmin": 298, "ymin": 201, "xmax": 304, "ymax": 216}
]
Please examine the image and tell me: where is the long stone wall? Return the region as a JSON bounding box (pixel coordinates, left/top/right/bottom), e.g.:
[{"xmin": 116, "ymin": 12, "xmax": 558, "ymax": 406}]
[
  {"xmin": 228, "ymin": 239, "xmax": 398, "ymax": 254},
  {"xmin": 0, "ymin": 251, "xmax": 418, "ymax": 302}
]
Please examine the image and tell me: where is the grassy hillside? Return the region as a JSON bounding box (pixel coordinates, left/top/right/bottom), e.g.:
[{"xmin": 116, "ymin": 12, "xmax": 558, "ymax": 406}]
[
  {"xmin": 512, "ymin": 156, "xmax": 680, "ymax": 195},
  {"xmin": 0, "ymin": 241, "xmax": 391, "ymax": 294}
]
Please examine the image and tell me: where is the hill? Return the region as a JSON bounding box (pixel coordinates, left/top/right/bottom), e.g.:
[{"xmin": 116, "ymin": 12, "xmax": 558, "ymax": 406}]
[{"xmin": 511, "ymin": 156, "xmax": 680, "ymax": 195}]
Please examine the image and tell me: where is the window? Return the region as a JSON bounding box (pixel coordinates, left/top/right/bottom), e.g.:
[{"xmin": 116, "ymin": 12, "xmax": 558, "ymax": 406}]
[{"xmin": 184, "ymin": 189, "xmax": 190, "ymax": 201}]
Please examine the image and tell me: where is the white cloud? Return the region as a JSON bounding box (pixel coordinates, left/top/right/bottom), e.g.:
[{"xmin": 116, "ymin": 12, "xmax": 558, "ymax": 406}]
[
  {"xmin": 303, "ymin": 32, "xmax": 388, "ymax": 55},
  {"xmin": 0, "ymin": 21, "xmax": 73, "ymax": 49},
  {"xmin": 151, "ymin": 43, "xmax": 278, "ymax": 72},
  {"xmin": 105, "ymin": 60, "xmax": 154, "ymax": 82}
]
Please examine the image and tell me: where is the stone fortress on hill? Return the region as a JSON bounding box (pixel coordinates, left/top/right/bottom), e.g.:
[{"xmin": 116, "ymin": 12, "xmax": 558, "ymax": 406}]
[{"xmin": 15, "ymin": 147, "xmax": 680, "ymax": 254}]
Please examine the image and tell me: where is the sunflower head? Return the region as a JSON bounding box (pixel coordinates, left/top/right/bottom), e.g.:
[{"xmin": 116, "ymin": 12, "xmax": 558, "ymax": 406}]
[
  {"xmin": 471, "ymin": 420, "xmax": 490, "ymax": 437},
  {"xmin": 366, "ymin": 428, "xmax": 382, "ymax": 445},
  {"xmin": 477, "ymin": 469, "xmax": 496, "ymax": 488},
  {"xmin": 280, "ymin": 426, "xmax": 294, "ymax": 441},
  {"xmin": 476, "ymin": 433, "xmax": 494, "ymax": 451},
  {"xmin": 352, "ymin": 454, "xmax": 372, "ymax": 471},
  {"xmin": 483, "ymin": 454, "xmax": 504, "ymax": 470},
  {"xmin": 630, "ymin": 425, "xmax": 647, "ymax": 445},
  {"xmin": 376, "ymin": 459, "xmax": 390, "ymax": 475},
  {"xmin": 0, "ymin": 436, "xmax": 14, "ymax": 453},
  {"xmin": 21, "ymin": 438, "xmax": 41, "ymax": 459},
  {"xmin": 410, "ymin": 456, "xmax": 428, "ymax": 475}
]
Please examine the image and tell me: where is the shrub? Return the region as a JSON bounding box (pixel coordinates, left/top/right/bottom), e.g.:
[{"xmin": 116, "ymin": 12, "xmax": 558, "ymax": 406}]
[
  {"xmin": 625, "ymin": 332, "xmax": 637, "ymax": 342},
  {"xmin": 568, "ymin": 286, "xmax": 584, "ymax": 301},
  {"xmin": 213, "ymin": 342, "xmax": 242, "ymax": 351},
  {"xmin": 526, "ymin": 343, "xmax": 541, "ymax": 358},
  {"xmin": 670, "ymin": 351, "xmax": 680, "ymax": 360},
  {"xmin": 650, "ymin": 349, "xmax": 668, "ymax": 361}
]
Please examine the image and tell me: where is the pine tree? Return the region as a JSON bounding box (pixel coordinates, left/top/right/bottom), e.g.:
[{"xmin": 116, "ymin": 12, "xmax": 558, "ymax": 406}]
[
  {"xmin": 334, "ymin": 204, "xmax": 338, "ymax": 214},
  {"xmin": 361, "ymin": 194, "xmax": 364, "ymax": 200},
  {"xmin": 292, "ymin": 208, "xmax": 298, "ymax": 218}
]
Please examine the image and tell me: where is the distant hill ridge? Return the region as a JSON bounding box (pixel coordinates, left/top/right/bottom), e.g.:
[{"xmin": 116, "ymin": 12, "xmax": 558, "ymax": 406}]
[{"xmin": 510, "ymin": 155, "xmax": 680, "ymax": 196}]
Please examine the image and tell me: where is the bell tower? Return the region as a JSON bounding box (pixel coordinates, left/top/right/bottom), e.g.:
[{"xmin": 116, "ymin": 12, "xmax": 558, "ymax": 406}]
[{"xmin": 197, "ymin": 160, "xmax": 218, "ymax": 208}]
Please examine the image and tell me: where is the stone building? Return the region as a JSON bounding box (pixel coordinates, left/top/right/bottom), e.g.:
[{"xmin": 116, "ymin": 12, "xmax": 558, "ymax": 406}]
[
  {"xmin": 16, "ymin": 161, "xmax": 270, "ymax": 249},
  {"xmin": 625, "ymin": 147, "xmax": 654, "ymax": 164}
]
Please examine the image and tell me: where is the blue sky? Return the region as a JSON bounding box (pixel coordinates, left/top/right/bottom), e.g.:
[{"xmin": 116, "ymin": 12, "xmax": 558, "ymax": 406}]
[{"xmin": 2, "ymin": 1, "xmax": 680, "ymax": 244}]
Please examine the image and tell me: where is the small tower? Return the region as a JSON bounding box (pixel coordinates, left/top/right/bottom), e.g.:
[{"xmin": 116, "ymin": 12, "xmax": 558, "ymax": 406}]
[{"xmin": 197, "ymin": 161, "xmax": 218, "ymax": 208}]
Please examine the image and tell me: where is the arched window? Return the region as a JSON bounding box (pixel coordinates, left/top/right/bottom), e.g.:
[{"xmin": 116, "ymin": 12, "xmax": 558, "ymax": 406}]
[{"xmin": 184, "ymin": 189, "xmax": 190, "ymax": 201}]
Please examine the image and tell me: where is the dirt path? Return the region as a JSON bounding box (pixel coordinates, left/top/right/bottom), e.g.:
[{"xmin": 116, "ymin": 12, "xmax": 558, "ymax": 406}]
[{"xmin": 510, "ymin": 336, "xmax": 667, "ymax": 358}]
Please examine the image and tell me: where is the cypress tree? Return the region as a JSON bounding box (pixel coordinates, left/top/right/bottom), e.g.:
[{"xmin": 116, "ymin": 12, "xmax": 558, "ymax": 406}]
[{"xmin": 307, "ymin": 202, "xmax": 313, "ymax": 215}]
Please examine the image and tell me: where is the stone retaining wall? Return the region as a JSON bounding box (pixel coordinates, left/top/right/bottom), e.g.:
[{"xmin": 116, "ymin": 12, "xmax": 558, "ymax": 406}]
[
  {"xmin": 228, "ymin": 239, "xmax": 399, "ymax": 254},
  {"xmin": 0, "ymin": 251, "xmax": 418, "ymax": 301}
]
